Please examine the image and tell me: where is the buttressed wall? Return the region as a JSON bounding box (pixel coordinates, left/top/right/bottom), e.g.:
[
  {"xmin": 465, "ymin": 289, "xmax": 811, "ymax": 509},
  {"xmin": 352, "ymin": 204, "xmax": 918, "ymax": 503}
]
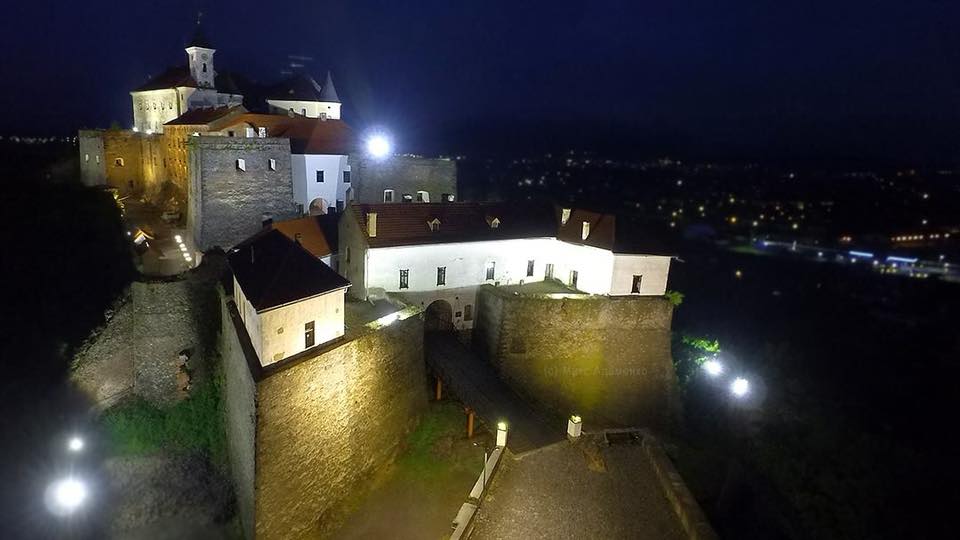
[{"xmin": 474, "ymin": 285, "xmax": 679, "ymax": 429}]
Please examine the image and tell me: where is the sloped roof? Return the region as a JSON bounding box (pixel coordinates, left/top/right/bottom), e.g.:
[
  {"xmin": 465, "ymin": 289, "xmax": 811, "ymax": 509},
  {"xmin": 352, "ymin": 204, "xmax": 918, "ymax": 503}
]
[
  {"xmin": 133, "ymin": 66, "xmax": 197, "ymax": 92},
  {"xmin": 164, "ymin": 105, "xmax": 246, "ymax": 126},
  {"xmin": 319, "ymin": 71, "xmax": 340, "ymax": 103},
  {"xmin": 213, "ymin": 114, "xmax": 355, "ymax": 154},
  {"xmin": 228, "ymin": 229, "xmax": 349, "ymax": 312},
  {"xmin": 270, "ymin": 214, "xmax": 338, "ymax": 258},
  {"xmin": 556, "ymin": 207, "xmax": 616, "ymax": 250},
  {"xmin": 187, "ymin": 25, "xmax": 213, "ymax": 49},
  {"xmin": 349, "ymin": 202, "xmax": 557, "ymax": 249}
]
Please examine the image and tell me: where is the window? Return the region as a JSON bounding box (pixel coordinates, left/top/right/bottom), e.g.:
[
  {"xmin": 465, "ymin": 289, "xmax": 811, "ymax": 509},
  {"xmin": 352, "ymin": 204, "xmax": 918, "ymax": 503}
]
[
  {"xmin": 569, "ymin": 270, "xmax": 578, "ymax": 288},
  {"xmin": 345, "ymin": 246, "xmax": 350, "ymax": 263},
  {"xmin": 236, "ymin": 158, "xmax": 246, "ymax": 171},
  {"xmin": 202, "ymin": 62, "xmax": 207, "ymax": 73},
  {"xmin": 304, "ymin": 321, "xmax": 315, "ymax": 348},
  {"xmin": 258, "ymin": 127, "xmax": 267, "ymax": 137},
  {"xmin": 561, "ymin": 208, "xmax": 572, "ymax": 225},
  {"xmin": 399, "ymin": 269, "xmax": 409, "ymax": 289},
  {"xmin": 402, "ymin": 193, "xmax": 413, "ymax": 203},
  {"xmin": 442, "ymin": 193, "xmax": 454, "ymax": 202},
  {"xmin": 545, "ymin": 263, "xmax": 555, "ymax": 279},
  {"xmin": 527, "ymin": 260, "xmax": 535, "ymax": 277},
  {"xmin": 631, "ymin": 275, "xmax": 643, "ymax": 294},
  {"xmin": 581, "ymin": 221, "xmax": 590, "ymax": 240},
  {"xmin": 437, "ymin": 266, "xmax": 446, "ymax": 286},
  {"xmin": 227, "ymin": 130, "xmax": 235, "ymax": 137},
  {"xmin": 383, "ymin": 189, "xmax": 394, "ymax": 203},
  {"xmin": 417, "ymin": 190, "xmax": 430, "ymax": 202},
  {"xmin": 245, "ymin": 127, "xmax": 255, "ymax": 137},
  {"xmin": 428, "ymin": 218, "xmax": 440, "ymax": 232},
  {"xmin": 96, "ymin": 155, "xmax": 100, "ymax": 164},
  {"xmin": 84, "ymin": 154, "xmax": 89, "ymax": 163},
  {"xmin": 486, "ymin": 261, "xmax": 495, "ymax": 281},
  {"xmin": 316, "ymin": 170, "xmax": 324, "ymax": 183},
  {"xmin": 464, "ymin": 304, "xmax": 473, "ymax": 321},
  {"xmin": 115, "ymin": 157, "xmax": 124, "ymax": 167},
  {"xmin": 301, "ymin": 108, "xmax": 307, "ymax": 116},
  {"xmin": 342, "ymin": 170, "xmax": 351, "ymax": 183},
  {"xmin": 269, "ymin": 158, "xmax": 277, "ymax": 171}
]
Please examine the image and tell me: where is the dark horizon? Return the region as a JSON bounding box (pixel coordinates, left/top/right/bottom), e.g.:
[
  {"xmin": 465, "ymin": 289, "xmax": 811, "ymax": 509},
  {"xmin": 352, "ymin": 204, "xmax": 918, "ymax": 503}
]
[{"xmin": 3, "ymin": 1, "xmax": 960, "ymax": 163}]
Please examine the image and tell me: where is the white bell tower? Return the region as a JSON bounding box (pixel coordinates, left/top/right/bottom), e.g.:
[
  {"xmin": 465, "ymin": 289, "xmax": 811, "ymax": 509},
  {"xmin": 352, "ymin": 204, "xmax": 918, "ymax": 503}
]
[{"xmin": 185, "ymin": 19, "xmax": 216, "ymax": 89}]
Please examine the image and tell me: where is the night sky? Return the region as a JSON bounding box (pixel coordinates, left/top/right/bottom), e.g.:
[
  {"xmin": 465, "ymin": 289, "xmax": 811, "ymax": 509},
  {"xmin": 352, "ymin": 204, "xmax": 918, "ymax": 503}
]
[{"xmin": 3, "ymin": 0, "xmax": 960, "ymax": 160}]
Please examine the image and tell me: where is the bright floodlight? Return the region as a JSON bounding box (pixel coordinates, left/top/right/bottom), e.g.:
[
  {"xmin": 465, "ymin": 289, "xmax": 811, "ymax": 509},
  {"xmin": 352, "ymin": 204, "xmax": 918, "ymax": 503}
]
[
  {"xmin": 67, "ymin": 436, "xmax": 84, "ymax": 452},
  {"xmin": 366, "ymin": 134, "xmax": 392, "ymax": 158},
  {"xmin": 730, "ymin": 377, "xmax": 750, "ymax": 398},
  {"xmin": 46, "ymin": 477, "xmax": 87, "ymax": 516},
  {"xmin": 703, "ymin": 359, "xmax": 724, "ymax": 377}
]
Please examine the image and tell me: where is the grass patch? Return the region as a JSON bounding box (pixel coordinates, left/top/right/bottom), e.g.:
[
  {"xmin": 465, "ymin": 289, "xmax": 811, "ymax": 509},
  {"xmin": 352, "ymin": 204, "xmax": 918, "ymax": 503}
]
[
  {"xmin": 397, "ymin": 401, "xmax": 473, "ymax": 480},
  {"xmin": 101, "ymin": 374, "xmax": 226, "ymax": 464}
]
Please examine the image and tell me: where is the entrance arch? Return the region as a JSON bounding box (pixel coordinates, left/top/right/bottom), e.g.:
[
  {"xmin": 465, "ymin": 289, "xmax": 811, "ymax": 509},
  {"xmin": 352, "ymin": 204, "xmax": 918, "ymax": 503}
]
[
  {"xmin": 308, "ymin": 197, "xmax": 329, "ymax": 215},
  {"xmin": 424, "ymin": 299, "xmax": 454, "ymax": 332}
]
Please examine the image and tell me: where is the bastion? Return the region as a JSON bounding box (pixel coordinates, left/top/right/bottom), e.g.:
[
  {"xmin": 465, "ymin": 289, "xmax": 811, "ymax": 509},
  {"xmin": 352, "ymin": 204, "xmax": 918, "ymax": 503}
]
[{"xmin": 473, "ymin": 284, "xmax": 679, "ymax": 429}]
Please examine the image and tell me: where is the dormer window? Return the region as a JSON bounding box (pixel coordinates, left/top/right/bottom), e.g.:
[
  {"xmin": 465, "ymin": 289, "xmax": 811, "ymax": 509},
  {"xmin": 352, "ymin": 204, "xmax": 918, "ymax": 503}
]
[
  {"xmin": 581, "ymin": 221, "xmax": 590, "ymax": 240},
  {"xmin": 428, "ymin": 218, "xmax": 440, "ymax": 232},
  {"xmin": 487, "ymin": 217, "xmax": 500, "ymax": 229},
  {"xmin": 417, "ymin": 190, "xmax": 430, "ymax": 203},
  {"xmin": 236, "ymin": 158, "xmax": 246, "ymax": 171},
  {"xmin": 561, "ymin": 208, "xmax": 572, "ymax": 225},
  {"xmin": 383, "ymin": 189, "xmax": 394, "ymax": 203},
  {"xmin": 258, "ymin": 127, "xmax": 267, "ymax": 137}
]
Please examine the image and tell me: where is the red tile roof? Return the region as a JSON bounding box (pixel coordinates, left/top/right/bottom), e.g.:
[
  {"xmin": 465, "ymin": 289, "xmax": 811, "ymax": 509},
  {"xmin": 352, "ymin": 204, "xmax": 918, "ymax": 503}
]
[
  {"xmin": 213, "ymin": 114, "xmax": 355, "ymax": 154},
  {"xmin": 164, "ymin": 105, "xmax": 246, "ymax": 126},
  {"xmin": 269, "ymin": 214, "xmax": 338, "ymax": 258}
]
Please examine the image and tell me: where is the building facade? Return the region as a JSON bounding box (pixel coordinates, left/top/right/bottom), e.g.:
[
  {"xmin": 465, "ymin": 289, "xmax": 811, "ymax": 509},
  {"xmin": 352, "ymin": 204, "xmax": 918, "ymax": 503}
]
[{"xmin": 339, "ymin": 203, "xmax": 672, "ymax": 330}]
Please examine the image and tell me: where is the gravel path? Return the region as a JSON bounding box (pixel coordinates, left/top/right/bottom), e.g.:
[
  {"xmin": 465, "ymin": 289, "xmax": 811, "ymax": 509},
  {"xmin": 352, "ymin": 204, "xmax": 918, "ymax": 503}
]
[{"xmin": 471, "ymin": 438, "xmax": 687, "ymax": 540}]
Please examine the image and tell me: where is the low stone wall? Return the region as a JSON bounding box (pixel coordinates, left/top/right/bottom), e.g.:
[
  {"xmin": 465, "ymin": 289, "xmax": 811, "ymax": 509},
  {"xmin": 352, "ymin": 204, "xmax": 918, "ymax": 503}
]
[
  {"xmin": 642, "ymin": 435, "xmax": 719, "ymax": 540},
  {"xmin": 253, "ymin": 311, "xmax": 427, "ymax": 538},
  {"xmin": 71, "ymin": 255, "xmax": 224, "ymax": 406},
  {"xmin": 473, "ymin": 285, "xmax": 679, "ymax": 429}
]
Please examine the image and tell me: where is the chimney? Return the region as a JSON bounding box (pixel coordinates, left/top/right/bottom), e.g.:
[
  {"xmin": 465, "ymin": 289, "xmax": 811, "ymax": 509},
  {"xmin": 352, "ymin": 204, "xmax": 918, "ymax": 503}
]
[{"xmin": 367, "ymin": 212, "xmax": 378, "ymax": 237}]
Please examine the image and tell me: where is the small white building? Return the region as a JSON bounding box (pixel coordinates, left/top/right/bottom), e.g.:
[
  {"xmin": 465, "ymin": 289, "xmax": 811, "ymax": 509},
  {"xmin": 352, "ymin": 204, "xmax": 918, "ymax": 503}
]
[
  {"xmin": 266, "ymin": 72, "xmax": 342, "ymax": 120},
  {"xmin": 229, "ymin": 228, "xmax": 350, "ymax": 367},
  {"xmin": 339, "ymin": 203, "xmax": 672, "ymax": 329}
]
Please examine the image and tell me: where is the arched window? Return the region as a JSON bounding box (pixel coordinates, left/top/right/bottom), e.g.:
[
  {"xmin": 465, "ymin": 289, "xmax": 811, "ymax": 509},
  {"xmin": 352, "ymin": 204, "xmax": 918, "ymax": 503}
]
[
  {"xmin": 115, "ymin": 157, "xmax": 125, "ymax": 167},
  {"xmin": 202, "ymin": 63, "xmax": 207, "ymax": 73}
]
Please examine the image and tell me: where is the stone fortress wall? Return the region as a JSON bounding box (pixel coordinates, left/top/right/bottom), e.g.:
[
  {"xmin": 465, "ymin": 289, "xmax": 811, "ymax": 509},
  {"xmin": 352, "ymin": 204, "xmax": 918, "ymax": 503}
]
[
  {"xmin": 220, "ymin": 287, "xmax": 428, "ymax": 539},
  {"xmin": 351, "ymin": 154, "xmax": 457, "ymax": 203},
  {"xmin": 187, "ymin": 136, "xmax": 298, "ymax": 250},
  {"xmin": 473, "ymin": 284, "xmax": 679, "ymax": 429}
]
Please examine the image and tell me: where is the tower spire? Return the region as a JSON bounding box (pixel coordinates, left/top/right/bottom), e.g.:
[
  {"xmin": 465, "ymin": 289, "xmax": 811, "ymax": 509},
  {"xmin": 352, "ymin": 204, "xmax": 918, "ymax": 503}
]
[{"xmin": 320, "ymin": 71, "xmax": 341, "ymax": 103}]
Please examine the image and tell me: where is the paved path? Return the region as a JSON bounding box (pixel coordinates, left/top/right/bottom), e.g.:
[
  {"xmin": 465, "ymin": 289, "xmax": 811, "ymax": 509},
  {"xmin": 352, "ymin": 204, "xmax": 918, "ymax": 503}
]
[{"xmin": 425, "ymin": 333, "xmax": 564, "ymax": 453}]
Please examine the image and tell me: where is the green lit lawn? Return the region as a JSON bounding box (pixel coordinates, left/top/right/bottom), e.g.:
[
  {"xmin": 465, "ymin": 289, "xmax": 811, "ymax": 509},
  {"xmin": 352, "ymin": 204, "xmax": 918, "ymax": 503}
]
[{"xmin": 100, "ymin": 375, "xmax": 227, "ymax": 464}]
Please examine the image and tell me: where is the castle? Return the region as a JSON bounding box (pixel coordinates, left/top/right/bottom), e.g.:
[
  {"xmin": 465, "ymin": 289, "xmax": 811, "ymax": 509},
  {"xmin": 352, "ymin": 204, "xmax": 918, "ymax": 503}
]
[
  {"xmin": 75, "ymin": 23, "xmax": 681, "ymax": 540},
  {"xmin": 78, "ymin": 24, "xmax": 457, "ymax": 252}
]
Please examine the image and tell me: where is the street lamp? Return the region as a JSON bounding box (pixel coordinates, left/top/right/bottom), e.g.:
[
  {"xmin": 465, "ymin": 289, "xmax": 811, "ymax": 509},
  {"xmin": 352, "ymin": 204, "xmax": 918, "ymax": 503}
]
[
  {"xmin": 730, "ymin": 377, "xmax": 750, "ymax": 398},
  {"xmin": 703, "ymin": 359, "xmax": 724, "ymax": 377},
  {"xmin": 46, "ymin": 477, "xmax": 88, "ymax": 517},
  {"xmin": 366, "ymin": 134, "xmax": 392, "ymax": 159},
  {"xmin": 67, "ymin": 436, "xmax": 84, "ymax": 453}
]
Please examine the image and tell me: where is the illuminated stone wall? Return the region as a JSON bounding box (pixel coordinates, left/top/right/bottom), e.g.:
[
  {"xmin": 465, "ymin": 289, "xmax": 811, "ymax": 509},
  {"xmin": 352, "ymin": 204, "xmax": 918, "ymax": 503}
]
[
  {"xmin": 102, "ymin": 129, "xmax": 144, "ymax": 196},
  {"xmin": 253, "ymin": 313, "xmax": 426, "ymax": 538},
  {"xmin": 350, "ymin": 154, "xmax": 457, "ymax": 203},
  {"xmin": 188, "ymin": 136, "xmax": 298, "ymax": 250},
  {"xmin": 474, "ymin": 285, "xmax": 679, "ymax": 429},
  {"xmin": 78, "ymin": 130, "xmax": 106, "ymax": 187}
]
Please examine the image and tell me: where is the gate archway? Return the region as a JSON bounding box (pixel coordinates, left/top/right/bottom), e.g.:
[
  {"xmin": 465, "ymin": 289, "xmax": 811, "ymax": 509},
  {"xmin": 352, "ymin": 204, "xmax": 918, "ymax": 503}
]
[
  {"xmin": 424, "ymin": 300, "xmax": 454, "ymax": 332},
  {"xmin": 308, "ymin": 197, "xmax": 329, "ymax": 215}
]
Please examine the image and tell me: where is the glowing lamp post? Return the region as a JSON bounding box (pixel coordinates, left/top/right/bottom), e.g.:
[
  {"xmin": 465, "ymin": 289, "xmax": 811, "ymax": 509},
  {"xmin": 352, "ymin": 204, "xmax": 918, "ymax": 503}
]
[
  {"xmin": 67, "ymin": 436, "xmax": 84, "ymax": 453},
  {"xmin": 366, "ymin": 134, "xmax": 392, "ymax": 159},
  {"xmin": 496, "ymin": 421, "xmax": 508, "ymax": 448},
  {"xmin": 702, "ymin": 359, "xmax": 724, "ymax": 377},
  {"xmin": 730, "ymin": 377, "xmax": 750, "ymax": 398},
  {"xmin": 45, "ymin": 477, "xmax": 88, "ymax": 517},
  {"xmin": 567, "ymin": 415, "xmax": 582, "ymax": 438}
]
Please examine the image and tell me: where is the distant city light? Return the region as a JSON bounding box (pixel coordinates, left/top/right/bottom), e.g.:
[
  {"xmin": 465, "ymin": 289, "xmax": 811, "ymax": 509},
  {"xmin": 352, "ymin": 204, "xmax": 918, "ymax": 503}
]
[
  {"xmin": 67, "ymin": 436, "xmax": 84, "ymax": 452},
  {"xmin": 703, "ymin": 359, "xmax": 724, "ymax": 377},
  {"xmin": 46, "ymin": 477, "xmax": 88, "ymax": 516},
  {"xmin": 730, "ymin": 377, "xmax": 750, "ymax": 398},
  {"xmin": 366, "ymin": 134, "xmax": 392, "ymax": 159},
  {"xmin": 849, "ymin": 250, "xmax": 874, "ymax": 259},
  {"xmin": 734, "ymin": 269, "xmax": 743, "ymax": 279},
  {"xmin": 887, "ymin": 256, "xmax": 918, "ymax": 264},
  {"xmin": 817, "ymin": 251, "xmax": 824, "ymax": 257}
]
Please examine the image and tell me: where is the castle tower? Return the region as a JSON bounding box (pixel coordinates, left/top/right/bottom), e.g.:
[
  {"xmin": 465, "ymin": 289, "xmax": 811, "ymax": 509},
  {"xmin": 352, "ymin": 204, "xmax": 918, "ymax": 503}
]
[{"xmin": 185, "ymin": 24, "xmax": 216, "ymax": 89}]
